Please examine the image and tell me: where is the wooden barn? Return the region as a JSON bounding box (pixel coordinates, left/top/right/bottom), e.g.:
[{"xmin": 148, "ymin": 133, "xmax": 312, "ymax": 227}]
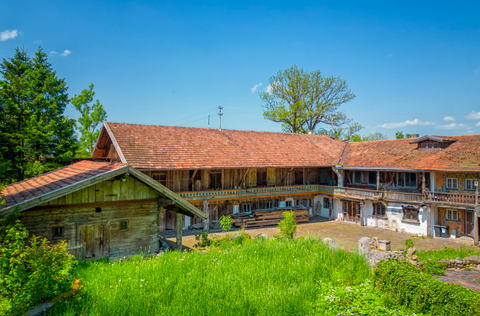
[{"xmin": 0, "ymin": 161, "xmax": 205, "ymax": 259}]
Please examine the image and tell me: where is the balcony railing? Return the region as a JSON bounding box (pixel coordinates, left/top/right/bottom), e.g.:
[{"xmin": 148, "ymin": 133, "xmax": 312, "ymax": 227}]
[
  {"xmin": 177, "ymin": 184, "xmax": 334, "ymax": 202},
  {"xmin": 177, "ymin": 184, "xmax": 478, "ymax": 207},
  {"xmin": 425, "ymin": 191, "xmax": 477, "ymax": 207}
]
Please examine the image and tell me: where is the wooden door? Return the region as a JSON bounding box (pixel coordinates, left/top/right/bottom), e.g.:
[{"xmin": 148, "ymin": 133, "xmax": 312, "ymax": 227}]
[
  {"xmin": 465, "ymin": 211, "xmax": 474, "ymax": 237},
  {"xmin": 80, "ymin": 225, "xmax": 110, "ymax": 259}
]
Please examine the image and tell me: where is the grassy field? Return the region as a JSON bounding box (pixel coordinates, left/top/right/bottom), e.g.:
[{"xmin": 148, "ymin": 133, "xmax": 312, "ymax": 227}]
[
  {"xmin": 416, "ymin": 246, "xmax": 480, "ymax": 261},
  {"xmin": 49, "ymin": 238, "xmax": 374, "ymax": 316}
]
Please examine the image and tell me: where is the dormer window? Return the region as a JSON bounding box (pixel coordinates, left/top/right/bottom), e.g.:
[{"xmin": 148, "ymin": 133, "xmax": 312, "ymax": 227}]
[
  {"xmin": 410, "ymin": 135, "xmax": 456, "ymax": 150},
  {"xmin": 420, "ymin": 141, "xmax": 441, "ymax": 150}
]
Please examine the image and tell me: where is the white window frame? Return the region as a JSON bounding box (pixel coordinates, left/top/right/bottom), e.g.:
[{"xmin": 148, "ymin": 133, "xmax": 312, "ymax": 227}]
[
  {"xmin": 323, "ymin": 197, "xmax": 330, "ymax": 209},
  {"xmin": 446, "ymin": 178, "xmax": 458, "ymax": 189},
  {"xmin": 243, "ymin": 204, "xmax": 251, "ymax": 213},
  {"xmin": 446, "ymin": 209, "xmax": 459, "ymax": 221},
  {"xmin": 285, "ymin": 200, "xmax": 293, "ymax": 207},
  {"xmin": 266, "ymin": 201, "xmax": 273, "ymax": 208},
  {"xmin": 465, "ymin": 179, "xmax": 475, "ymax": 191}
]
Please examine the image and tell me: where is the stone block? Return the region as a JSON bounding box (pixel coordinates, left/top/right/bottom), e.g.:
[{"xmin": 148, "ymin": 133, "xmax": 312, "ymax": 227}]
[
  {"xmin": 378, "ymin": 240, "xmax": 391, "ymax": 252},
  {"xmin": 322, "ymin": 238, "xmax": 338, "ymax": 250},
  {"xmin": 358, "ymin": 237, "xmax": 374, "ymax": 254}
]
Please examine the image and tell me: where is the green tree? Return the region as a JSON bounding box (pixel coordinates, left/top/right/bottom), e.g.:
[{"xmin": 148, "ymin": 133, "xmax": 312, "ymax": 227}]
[
  {"xmin": 278, "ymin": 211, "xmax": 297, "ymax": 239},
  {"xmin": 395, "ymin": 131, "xmax": 412, "ymax": 139},
  {"xmin": 351, "ymin": 132, "xmax": 388, "ymax": 142},
  {"xmin": 259, "ymin": 65, "xmax": 359, "ymax": 137},
  {"xmin": 0, "ymin": 47, "xmax": 77, "ymax": 183},
  {"xmin": 71, "ymin": 83, "xmax": 107, "ymax": 157}
]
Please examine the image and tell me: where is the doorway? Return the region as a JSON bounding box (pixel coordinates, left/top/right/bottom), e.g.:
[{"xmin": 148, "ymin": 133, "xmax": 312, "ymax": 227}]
[
  {"xmin": 466, "ymin": 210, "xmax": 474, "ymax": 237},
  {"xmin": 80, "ymin": 225, "xmax": 110, "ymax": 259}
]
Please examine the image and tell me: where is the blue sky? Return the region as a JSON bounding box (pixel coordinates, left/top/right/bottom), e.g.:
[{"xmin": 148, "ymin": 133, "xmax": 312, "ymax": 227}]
[{"xmin": 1, "ymin": 1, "xmax": 480, "ymax": 138}]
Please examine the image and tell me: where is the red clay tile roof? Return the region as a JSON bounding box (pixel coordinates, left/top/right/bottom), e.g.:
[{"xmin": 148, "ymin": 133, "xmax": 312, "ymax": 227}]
[
  {"xmin": 343, "ymin": 134, "xmax": 480, "ymax": 172},
  {"xmin": 1, "ymin": 161, "xmax": 127, "ymax": 210},
  {"xmin": 99, "ymin": 123, "xmax": 347, "ymax": 170}
]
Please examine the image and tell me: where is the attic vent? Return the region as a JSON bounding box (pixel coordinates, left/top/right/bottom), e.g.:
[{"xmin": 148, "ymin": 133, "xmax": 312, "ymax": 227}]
[
  {"xmin": 248, "ymin": 138, "xmax": 253, "ymax": 142},
  {"xmin": 280, "ymin": 140, "xmax": 285, "ymax": 142}
]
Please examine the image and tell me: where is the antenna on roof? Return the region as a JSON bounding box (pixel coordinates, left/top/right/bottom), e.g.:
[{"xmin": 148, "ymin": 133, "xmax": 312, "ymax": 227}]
[
  {"xmin": 208, "ymin": 115, "xmax": 210, "ymax": 128},
  {"xmin": 218, "ymin": 106, "xmax": 223, "ymax": 130}
]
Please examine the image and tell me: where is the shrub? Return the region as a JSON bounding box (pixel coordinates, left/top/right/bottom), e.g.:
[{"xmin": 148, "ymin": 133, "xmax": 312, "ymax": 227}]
[
  {"xmin": 375, "ymin": 260, "xmax": 480, "ymax": 316},
  {"xmin": 404, "ymin": 239, "xmax": 414, "ymax": 251},
  {"xmin": 421, "ymin": 259, "xmax": 447, "ymax": 275},
  {"xmin": 311, "ymin": 279, "xmax": 416, "ymax": 315},
  {"xmin": 219, "ymin": 215, "xmax": 232, "ymax": 232},
  {"xmin": 416, "ymin": 246, "xmax": 480, "ymax": 261},
  {"xmin": 278, "ymin": 211, "xmax": 297, "ymax": 239},
  {"xmin": 0, "ymin": 217, "xmax": 75, "ymax": 314}
]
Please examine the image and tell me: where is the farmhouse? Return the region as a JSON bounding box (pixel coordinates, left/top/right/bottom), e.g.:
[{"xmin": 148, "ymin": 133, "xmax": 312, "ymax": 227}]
[
  {"xmin": 0, "ymin": 160, "xmax": 205, "ymax": 258},
  {"xmin": 91, "ymin": 122, "xmax": 480, "ymax": 243}
]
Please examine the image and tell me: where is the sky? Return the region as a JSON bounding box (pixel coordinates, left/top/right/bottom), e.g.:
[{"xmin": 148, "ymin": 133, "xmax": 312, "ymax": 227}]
[{"xmin": 1, "ymin": 0, "xmax": 480, "ymax": 138}]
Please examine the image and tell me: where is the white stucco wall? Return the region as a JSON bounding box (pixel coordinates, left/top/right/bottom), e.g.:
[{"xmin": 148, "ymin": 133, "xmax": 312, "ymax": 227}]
[
  {"xmin": 313, "ymin": 194, "xmax": 332, "ymax": 218},
  {"xmin": 365, "ymin": 202, "xmax": 428, "ymax": 235}
]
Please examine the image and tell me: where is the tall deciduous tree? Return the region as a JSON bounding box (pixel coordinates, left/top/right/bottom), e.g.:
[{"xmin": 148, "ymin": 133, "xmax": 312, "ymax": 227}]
[
  {"xmin": 71, "ymin": 84, "xmax": 107, "ymax": 156},
  {"xmin": 0, "ymin": 47, "xmax": 77, "ymax": 183},
  {"xmin": 259, "ymin": 65, "xmax": 359, "ymax": 138}
]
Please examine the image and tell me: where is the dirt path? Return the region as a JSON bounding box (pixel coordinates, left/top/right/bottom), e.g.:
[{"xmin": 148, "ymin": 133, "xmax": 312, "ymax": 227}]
[{"xmin": 164, "ymin": 219, "xmax": 472, "ymax": 252}]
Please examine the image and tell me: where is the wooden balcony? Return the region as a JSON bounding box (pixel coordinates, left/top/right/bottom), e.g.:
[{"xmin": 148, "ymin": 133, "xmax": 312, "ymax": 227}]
[
  {"xmin": 425, "ymin": 191, "xmax": 478, "ymax": 207},
  {"xmin": 177, "ymin": 184, "xmax": 334, "ymax": 202},
  {"xmin": 334, "ymin": 187, "xmax": 424, "ymax": 204}
]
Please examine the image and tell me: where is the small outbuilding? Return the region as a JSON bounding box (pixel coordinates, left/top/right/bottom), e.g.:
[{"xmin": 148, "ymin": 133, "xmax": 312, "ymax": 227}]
[{"xmin": 0, "ymin": 160, "xmax": 205, "ymax": 259}]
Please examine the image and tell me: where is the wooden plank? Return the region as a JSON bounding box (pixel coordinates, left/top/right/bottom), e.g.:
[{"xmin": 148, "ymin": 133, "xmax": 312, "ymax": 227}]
[
  {"xmin": 104, "ymin": 180, "xmax": 113, "ymax": 202},
  {"xmin": 81, "ymin": 188, "xmax": 89, "ymax": 203},
  {"xmin": 88, "ymin": 185, "xmax": 96, "ymax": 203},
  {"xmin": 57, "ymin": 195, "xmax": 66, "ymax": 205},
  {"xmin": 72, "ymin": 190, "xmax": 82, "ymax": 204},
  {"xmin": 95, "ymin": 182, "xmax": 104, "ymax": 202},
  {"xmin": 126, "ymin": 176, "xmax": 135, "ymax": 200},
  {"xmin": 65, "ymin": 193, "xmax": 72, "ymax": 204}
]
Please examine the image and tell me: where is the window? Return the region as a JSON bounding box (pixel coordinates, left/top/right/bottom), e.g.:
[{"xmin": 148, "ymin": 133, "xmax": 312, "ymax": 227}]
[
  {"xmin": 310, "ymin": 174, "xmax": 318, "ymax": 184},
  {"xmin": 446, "ymin": 178, "xmax": 458, "ymax": 189},
  {"xmin": 356, "ymin": 204, "xmax": 361, "ymax": 216},
  {"xmin": 354, "ymin": 171, "xmax": 361, "ymax": 184},
  {"xmin": 302, "ymin": 199, "xmax": 308, "ymax": 207},
  {"xmin": 323, "ymin": 197, "xmax": 330, "ymax": 209},
  {"xmin": 53, "ymin": 227, "xmax": 64, "ymax": 238},
  {"xmin": 465, "ymin": 179, "xmax": 476, "ymax": 191},
  {"xmin": 210, "ymin": 170, "xmax": 222, "ymax": 190},
  {"xmin": 295, "ymin": 169, "xmax": 303, "ymax": 185},
  {"xmin": 152, "ymin": 172, "xmax": 167, "ymax": 186},
  {"xmin": 446, "ymin": 209, "xmax": 459, "ymax": 221},
  {"xmin": 320, "ymin": 169, "xmax": 326, "ymax": 184},
  {"xmin": 402, "ymin": 206, "xmax": 419, "ymax": 222},
  {"xmin": 266, "ymin": 201, "xmax": 273, "ymax": 208},
  {"xmin": 285, "ymin": 200, "xmax": 293, "ymax": 207},
  {"xmin": 257, "ymin": 169, "xmax": 267, "ymax": 186},
  {"xmin": 120, "ymin": 221, "xmax": 128, "ymax": 231},
  {"xmin": 420, "ymin": 142, "xmax": 441, "ymax": 150},
  {"xmin": 374, "ymin": 203, "xmax": 386, "ymax": 217},
  {"xmin": 397, "ymin": 173, "xmax": 417, "ymax": 187},
  {"xmin": 243, "ymin": 204, "xmax": 251, "ymax": 213},
  {"xmin": 368, "ymin": 172, "xmax": 377, "ymax": 185}
]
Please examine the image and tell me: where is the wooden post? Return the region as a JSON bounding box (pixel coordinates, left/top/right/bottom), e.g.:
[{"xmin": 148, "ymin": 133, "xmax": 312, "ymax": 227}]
[
  {"xmin": 426, "ymin": 206, "xmax": 432, "ymax": 237},
  {"xmin": 329, "ymin": 197, "xmax": 333, "ymax": 220},
  {"xmin": 176, "ymin": 212, "xmax": 183, "ymax": 251},
  {"xmin": 475, "ymin": 180, "xmax": 478, "ymax": 206},
  {"xmin": 359, "ymin": 202, "xmax": 365, "ymax": 226},
  {"xmin": 474, "ymin": 206, "xmax": 480, "ymax": 245},
  {"xmin": 376, "ymin": 171, "xmax": 380, "ymax": 191},
  {"xmin": 422, "ymin": 172, "xmax": 426, "ymax": 194}
]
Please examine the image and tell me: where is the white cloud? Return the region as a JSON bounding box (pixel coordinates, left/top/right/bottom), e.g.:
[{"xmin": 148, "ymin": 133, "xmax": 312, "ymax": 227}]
[
  {"xmin": 386, "ymin": 52, "xmax": 394, "ymax": 58},
  {"xmin": 50, "ymin": 51, "xmax": 58, "ymax": 55},
  {"xmin": 61, "ymin": 49, "xmax": 71, "ymax": 57},
  {"xmin": 435, "ymin": 123, "xmax": 469, "ymax": 130},
  {"xmin": 378, "ymin": 119, "xmax": 435, "ymax": 129},
  {"xmin": 0, "ymin": 29, "xmax": 18, "ymax": 41},
  {"xmin": 466, "ymin": 111, "xmax": 480, "ymax": 120},
  {"xmin": 476, "ymin": 122, "xmax": 480, "ymax": 127},
  {"xmin": 250, "ymin": 83, "xmax": 262, "ymax": 93},
  {"xmin": 33, "ymin": 40, "xmax": 42, "ymax": 44},
  {"xmin": 443, "ymin": 116, "xmax": 455, "ymax": 122},
  {"xmin": 265, "ymin": 84, "xmax": 273, "ymax": 93}
]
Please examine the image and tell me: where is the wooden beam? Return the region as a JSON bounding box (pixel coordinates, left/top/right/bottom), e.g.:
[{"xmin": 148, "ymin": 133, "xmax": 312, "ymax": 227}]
[
  {"xmin": 158, "ymin": 198, "xmax": 174, "ymax": 207},
  {"xmin": 176, "ymin": 212, "xmax": 183, "ymax": 250},
  {"xmin": 376, "ymin": 171, "xmax": 380, "ymax": 191},
  {"xmin": 422, "ymin": 172, "xmax": 426, "ymax": 194},
  {"xmin": 238, "ymin": 168, "xmax": 250, "ymax": 188},
  {"xmin": 426, "ymin": 206, "xmax": 432, "ymax": 237},
  {"xmin": 280, "ymin": 168, "xmax": 294, "ymax": 185},
  {"xmin": 474, "ymin": 206, "xmax": 480, "ymax": 245},
  {"xmin": 103, "ymin": 122, "xmax": 127, "ymax": 163},
  {"xmin": 188, "ymin": 169, "xmax": 198, "ymax": 189}
]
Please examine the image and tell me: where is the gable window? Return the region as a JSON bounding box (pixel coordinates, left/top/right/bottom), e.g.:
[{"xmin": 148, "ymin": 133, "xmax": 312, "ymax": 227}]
[
  {"xmin": 243, "ymin": 204, "xmax": 251, "ymax": 213},
  {"xmin": 323, "ymin": 197, "xmax": 330, "ymax": 209},
  {"xmin": 465, "ymin": 179, "xmax": 475, "ymax": 191},
  {"xmin": 374, "ymin": 203, "xmax": 386, "ymax": 217},
  {"xmin": 397, "ymin": 172, "xmax": 417, "ymax": 187},
  {"xmin": 446, "ymin": 178, "xmax": 458, "ymax": 189},
  {"xmin": 120, "ymin": 221, "xmax": 128, "ymax": 231},
  {"xmin": 53, "ymin": 227, "xmax": 64, "ymax": 238},
  {"xmin": 210, "ymin": 169, "xmax": 222, "ymax": 190},
  {"xmin": 446, "ymin": 209, "xmax": 459, "ymax": 221},
  {"xmin": 152, "ymin": 172, "xmax": 167, "ymax": 186},
  {"xmin": 257, "ymin": 169, "xmax": 267, "ymax": 187},
  {"xmin": 285, "ymin": 200, "xmax": 293, "ymax": 207},
  {"xmin": 402, "ymin": 206, "xmax": 419, "ymax": 223}
]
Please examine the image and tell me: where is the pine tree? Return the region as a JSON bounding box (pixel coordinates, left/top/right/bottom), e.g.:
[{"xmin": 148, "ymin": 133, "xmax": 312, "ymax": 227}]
[{"xmin": 0, "ymin": 47, "xmax": 78, "ymax": 183}]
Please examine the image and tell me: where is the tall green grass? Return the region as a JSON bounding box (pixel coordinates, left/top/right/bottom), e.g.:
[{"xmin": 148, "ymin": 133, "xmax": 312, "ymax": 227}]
[
  {"xmin": 49, "ymin": 238, "xmax": 371, "ymax": 316},
  {"xmin": 416, "ymin": 246, "xmax": 480, "ymax": 261}
]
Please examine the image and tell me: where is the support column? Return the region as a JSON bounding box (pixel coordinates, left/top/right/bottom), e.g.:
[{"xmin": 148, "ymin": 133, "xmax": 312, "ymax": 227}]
[
  {"xmin": 360, "ymin": 202, "xmax": 365, "ymax": 226},
  {"xmin": 176, "ymin": 212, "xmax": 183, "ymax": 251},
  {"xmin": 426, "ymin": 206, "xmax": 432, "ymax": 237},
  {"xmin": 474, "ymin": 206, "xmax": 480, "ymax": 245},
  {"xmin": 329, "ymin": 197, "xmax": 333, "ymax": 220},
  {"xmin": 422, "ymin": 172, "xmax": 426, "ymax": 194},
  {"xmin": 376, "ymin": 171, "xmax": 380, "ymax": 191},
  {"xmin": 430, "ymin": 172, "xmax": 436, "ymax": 192}
]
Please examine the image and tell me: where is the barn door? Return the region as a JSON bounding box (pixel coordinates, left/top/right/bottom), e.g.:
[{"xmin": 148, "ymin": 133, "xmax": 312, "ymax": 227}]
[
  {"xmin": 466, "ymin": 211, "xmax": 474, "ymax": 237},
  {"xmin": 80, "ymin": 225, "xmax": 110, "ymax": 259}
]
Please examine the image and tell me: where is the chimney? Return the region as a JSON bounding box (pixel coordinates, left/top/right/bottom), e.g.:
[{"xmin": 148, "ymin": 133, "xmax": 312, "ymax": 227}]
[{"xmin": 411, "ymin": 134, "xmax": 419, "ymax": 138}]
